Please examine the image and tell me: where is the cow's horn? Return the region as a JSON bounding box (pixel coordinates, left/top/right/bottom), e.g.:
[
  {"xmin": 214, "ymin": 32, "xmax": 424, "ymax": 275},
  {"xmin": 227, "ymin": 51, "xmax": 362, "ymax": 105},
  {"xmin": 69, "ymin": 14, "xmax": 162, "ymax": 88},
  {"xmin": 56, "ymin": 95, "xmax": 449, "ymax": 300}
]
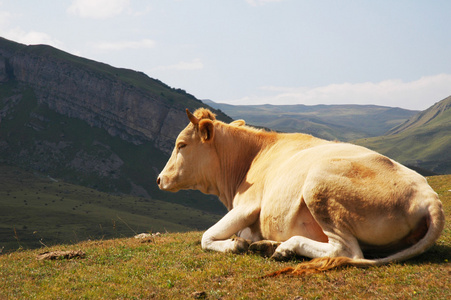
[{"xmin": 186, "ymin": 109, "xmax": 199, "ymax": 125}]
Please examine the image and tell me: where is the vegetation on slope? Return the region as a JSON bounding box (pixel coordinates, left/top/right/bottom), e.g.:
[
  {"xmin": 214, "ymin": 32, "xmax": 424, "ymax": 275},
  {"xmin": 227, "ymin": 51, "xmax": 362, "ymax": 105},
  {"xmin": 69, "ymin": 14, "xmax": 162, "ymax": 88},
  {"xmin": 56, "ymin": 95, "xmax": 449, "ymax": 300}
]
[
  {"xmin": 0, "ymin": 165, "xmax": 222, "ymax": 252},
  {"xmin": 1, "ymin": 175, "xmax": 449, "ymax": 299}
]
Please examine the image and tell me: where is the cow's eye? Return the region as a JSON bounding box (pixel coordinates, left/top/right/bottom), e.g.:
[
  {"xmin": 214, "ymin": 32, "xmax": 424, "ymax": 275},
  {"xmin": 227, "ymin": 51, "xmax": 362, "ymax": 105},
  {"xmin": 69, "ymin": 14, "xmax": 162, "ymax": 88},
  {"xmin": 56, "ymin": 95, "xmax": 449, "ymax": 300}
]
[{"xmin": 177, "ymin": 143, "xmax": 187, "ymax": 150}]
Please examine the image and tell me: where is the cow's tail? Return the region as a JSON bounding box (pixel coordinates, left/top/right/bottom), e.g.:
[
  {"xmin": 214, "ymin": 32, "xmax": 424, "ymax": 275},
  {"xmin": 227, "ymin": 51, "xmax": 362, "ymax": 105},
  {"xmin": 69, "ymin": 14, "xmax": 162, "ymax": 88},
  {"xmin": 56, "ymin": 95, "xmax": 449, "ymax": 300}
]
[{"xmin": 265, "ymin": 201, "xmax": 445, "ymax": 277}]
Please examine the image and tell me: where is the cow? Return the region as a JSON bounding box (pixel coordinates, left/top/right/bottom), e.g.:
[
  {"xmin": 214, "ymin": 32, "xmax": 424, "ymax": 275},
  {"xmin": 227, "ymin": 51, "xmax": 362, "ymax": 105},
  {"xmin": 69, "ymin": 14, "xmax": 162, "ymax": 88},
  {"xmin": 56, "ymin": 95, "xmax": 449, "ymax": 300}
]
[{"xmin": 156, "ymin": 108, "xmax": 445, "ymax": 275}]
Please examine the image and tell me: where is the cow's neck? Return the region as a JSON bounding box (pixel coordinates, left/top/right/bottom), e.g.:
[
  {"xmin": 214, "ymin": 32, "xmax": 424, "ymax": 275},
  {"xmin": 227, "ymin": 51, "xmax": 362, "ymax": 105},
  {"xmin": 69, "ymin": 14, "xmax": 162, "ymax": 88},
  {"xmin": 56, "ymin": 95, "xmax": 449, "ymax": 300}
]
[{"xmin": 212, "ymin": 125, "xmax": 276, "ymax": 210}]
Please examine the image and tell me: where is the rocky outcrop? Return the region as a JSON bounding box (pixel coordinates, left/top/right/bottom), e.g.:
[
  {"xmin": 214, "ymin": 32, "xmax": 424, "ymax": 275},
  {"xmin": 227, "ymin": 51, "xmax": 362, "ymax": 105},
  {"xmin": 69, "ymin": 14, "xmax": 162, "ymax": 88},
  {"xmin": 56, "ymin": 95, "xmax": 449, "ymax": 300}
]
[{"xmin": 10, "ymin": 48, "xmax": 176, "ymax": 153}]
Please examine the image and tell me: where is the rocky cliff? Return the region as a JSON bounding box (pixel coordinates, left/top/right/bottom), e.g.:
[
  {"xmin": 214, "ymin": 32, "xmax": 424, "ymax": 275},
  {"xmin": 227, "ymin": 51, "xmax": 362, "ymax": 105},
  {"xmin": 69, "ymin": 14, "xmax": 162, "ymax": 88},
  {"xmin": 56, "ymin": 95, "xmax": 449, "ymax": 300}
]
[{"xmin": 0, "ymin": 37, "xmax": 231, "ymax": 154}]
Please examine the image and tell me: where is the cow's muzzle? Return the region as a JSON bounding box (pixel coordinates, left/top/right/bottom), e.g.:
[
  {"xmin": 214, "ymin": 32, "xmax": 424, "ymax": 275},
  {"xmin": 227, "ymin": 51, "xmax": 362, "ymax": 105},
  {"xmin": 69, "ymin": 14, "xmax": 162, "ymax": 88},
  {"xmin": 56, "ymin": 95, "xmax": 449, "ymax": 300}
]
[{"xmin": 156, "ymin": 174, "xmax": 173, "ymax": 191}]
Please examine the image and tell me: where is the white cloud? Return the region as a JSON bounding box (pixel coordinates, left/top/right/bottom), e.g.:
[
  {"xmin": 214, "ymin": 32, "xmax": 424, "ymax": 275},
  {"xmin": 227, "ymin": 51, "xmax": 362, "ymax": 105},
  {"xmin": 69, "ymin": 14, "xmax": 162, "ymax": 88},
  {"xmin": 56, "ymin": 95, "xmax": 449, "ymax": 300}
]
[
  {"xmin": 246, "ymin": 0, "xmax": 284, "ymax": 6},
  {"xmin": 2, "ymin": 27, "xmax": 64, "ymax": 48},
  {"xmin": 67, "ymin": 0, "xmax": 130, "ymax": 19},
  {"xmin": 93, "ymin": 39, "xmax": 156, "ymax": 51},
  {"xmin": 152, "ymin": 58, "xmax": 204, "ymax": 71},
  {"xmin": 0, "ymin": 5, "xmax": 64, "ymax": 49},
  {"xmin": 226, "ymin": 74, "xmax": 451, "ymax": 110}
]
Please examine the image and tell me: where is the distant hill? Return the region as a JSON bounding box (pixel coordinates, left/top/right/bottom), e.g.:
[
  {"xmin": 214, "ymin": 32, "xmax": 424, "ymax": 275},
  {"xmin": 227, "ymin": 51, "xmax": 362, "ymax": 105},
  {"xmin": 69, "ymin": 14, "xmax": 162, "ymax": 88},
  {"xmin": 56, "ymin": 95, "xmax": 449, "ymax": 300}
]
[
  {"xmin": 205, "ymin": 98, "xmax": 451, "ymax": 174},
  {"xmin": 204, "ymin": 100, "xmax": 417, "ymax": 141},
  {"xmin": 354, "ymin": 96, "xmax": 451, "ymax": 174}
]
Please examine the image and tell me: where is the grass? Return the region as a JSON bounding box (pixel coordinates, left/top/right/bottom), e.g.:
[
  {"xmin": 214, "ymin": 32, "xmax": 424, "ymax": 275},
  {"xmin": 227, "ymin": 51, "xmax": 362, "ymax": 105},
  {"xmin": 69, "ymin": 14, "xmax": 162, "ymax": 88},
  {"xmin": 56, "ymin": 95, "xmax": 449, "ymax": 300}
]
[{"xmin": 1, "ymin": 175, "xmax": 450, "ymax": 299}]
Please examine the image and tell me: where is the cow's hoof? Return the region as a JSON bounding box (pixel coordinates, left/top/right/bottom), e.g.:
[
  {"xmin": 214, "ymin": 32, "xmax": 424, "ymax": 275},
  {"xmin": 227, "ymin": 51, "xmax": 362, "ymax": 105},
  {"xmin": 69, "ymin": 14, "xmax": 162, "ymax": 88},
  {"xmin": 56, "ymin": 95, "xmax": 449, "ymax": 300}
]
[
  {"xmin": 271, "ymin": 249, "xmax": 296, "ymax": 261},
  {"xmin": 231, "ymin": 237, "xmax": 250, "ymax": 254},
  {"xmin": 249, "ymin": 240, "xmax": 281, "ymax": 257}
]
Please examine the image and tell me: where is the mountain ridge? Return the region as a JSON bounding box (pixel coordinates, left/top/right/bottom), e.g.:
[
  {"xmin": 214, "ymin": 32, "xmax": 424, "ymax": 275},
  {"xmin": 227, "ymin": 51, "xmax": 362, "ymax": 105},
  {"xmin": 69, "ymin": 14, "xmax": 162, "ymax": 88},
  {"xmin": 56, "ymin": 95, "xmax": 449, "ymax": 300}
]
[{"xmin": 204, "ymin": 100, "xmax": 418, "ymax": 141}]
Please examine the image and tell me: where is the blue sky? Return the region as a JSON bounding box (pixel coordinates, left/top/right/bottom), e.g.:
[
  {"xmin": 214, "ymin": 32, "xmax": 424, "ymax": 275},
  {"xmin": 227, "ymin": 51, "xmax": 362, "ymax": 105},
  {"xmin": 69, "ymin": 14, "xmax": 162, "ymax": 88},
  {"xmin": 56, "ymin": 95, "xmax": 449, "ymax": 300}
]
[{"xmin": 1, "ymin": 0, "xmax": 450, "ymax": 110}]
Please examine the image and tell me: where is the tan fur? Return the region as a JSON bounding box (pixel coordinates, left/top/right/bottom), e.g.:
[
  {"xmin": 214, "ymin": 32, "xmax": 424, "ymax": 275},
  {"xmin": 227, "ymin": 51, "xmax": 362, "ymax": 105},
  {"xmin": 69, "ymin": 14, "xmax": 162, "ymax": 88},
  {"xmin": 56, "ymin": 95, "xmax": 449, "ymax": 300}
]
[{"xmin": 157, "ymin": 108, "xmax": 445, "ymax": 276}]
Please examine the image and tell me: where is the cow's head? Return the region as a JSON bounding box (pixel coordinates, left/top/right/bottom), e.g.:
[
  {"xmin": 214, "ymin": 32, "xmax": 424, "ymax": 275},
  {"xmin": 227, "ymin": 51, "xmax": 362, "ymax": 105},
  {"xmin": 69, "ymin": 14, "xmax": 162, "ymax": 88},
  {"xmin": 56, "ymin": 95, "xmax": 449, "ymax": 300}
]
[{"xmin": 156, "ymin": 108, "xmax": 220, "ymax": 194}]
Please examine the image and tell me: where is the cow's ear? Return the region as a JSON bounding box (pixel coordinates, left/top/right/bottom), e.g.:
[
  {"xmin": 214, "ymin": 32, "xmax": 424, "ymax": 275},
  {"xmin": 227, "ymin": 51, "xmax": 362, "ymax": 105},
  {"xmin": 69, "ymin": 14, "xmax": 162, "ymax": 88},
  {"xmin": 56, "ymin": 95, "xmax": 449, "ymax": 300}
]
[{"xmin": 199, "ymin": 119, "xmax": 214, "ymax": 142}]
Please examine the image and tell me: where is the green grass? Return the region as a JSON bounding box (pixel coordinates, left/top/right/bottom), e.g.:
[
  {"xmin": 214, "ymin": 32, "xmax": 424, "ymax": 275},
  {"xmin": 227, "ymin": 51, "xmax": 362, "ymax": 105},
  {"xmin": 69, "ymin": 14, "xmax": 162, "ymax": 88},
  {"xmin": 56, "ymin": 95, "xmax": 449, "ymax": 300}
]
[
  {"xmin": 1, "ymin": 175, "xmax": 449, "ymax": 299},
  {"xmin": 355, "ymin": 122, "xmax": 451, "ymax": 174}
]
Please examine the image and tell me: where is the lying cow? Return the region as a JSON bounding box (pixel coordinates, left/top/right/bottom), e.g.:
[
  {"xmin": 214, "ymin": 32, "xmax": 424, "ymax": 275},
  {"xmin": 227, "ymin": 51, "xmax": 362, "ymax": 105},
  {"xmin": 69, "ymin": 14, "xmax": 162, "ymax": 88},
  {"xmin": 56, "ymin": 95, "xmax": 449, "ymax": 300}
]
[{"xmin": 157, "ymin": 108, "xmax": 445, "ymax": 275}]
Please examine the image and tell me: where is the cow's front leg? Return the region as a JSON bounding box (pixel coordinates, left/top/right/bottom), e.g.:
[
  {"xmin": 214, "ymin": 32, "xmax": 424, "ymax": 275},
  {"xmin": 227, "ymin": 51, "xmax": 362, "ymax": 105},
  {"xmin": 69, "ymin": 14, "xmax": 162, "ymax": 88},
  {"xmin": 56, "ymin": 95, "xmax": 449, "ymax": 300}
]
[{"xmin": 202, "ymin": 206, "xmax": 260, "ymax": 254}]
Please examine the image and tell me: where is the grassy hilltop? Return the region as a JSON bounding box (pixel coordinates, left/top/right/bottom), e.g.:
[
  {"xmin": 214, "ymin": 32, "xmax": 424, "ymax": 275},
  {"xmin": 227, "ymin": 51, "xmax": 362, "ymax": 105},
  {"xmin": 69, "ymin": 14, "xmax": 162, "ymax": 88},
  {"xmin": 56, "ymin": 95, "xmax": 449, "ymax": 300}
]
[{"xmin": 1, "ymin": 175, "xmax": 449, "ymax": 299}]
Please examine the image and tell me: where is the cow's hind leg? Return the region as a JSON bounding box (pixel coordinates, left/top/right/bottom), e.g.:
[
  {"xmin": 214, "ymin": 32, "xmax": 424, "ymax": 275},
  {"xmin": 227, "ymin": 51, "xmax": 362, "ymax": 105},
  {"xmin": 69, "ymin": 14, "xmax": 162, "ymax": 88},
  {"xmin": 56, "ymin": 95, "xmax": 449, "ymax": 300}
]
[{"xmin": 271, "ymin": 233, "xmax": 363, "ymax": 261}]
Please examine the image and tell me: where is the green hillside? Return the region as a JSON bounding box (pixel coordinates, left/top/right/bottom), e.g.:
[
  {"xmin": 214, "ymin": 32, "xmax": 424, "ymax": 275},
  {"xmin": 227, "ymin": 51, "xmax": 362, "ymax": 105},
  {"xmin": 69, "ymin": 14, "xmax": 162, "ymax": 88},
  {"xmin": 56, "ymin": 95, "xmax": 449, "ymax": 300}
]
[
  {"xmin": 0, "ymin": 164, "xmax": 221, "ymax": 252},
  {"xmin": 355, "ymin": 96, "xmax": 451, "ymax": 174}
]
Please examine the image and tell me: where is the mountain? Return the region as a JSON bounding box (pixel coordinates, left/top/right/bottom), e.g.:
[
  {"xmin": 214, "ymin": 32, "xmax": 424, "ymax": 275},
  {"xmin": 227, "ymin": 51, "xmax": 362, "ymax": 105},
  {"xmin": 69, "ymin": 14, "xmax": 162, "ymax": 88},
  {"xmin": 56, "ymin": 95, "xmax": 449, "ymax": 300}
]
[
  {"xmin": 0, "ymin": 37, "xmax": 230, "ymax": 215},
  {"xmin": 204, "ymin": 100, "xmax": 418, "ymax": 141},
  {"xmin": 354, "ymin": 96, "xmax": 451, "ymax": 174},
  {"xmin": 0, "ymin": 37, "xmax": 232, "ymax": 153}
]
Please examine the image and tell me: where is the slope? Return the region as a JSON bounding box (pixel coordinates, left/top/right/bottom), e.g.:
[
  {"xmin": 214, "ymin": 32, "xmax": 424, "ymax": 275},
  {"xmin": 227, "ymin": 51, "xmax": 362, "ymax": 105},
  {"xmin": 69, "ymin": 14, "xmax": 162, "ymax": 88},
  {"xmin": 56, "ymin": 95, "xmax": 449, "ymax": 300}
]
[
  {"xmin": 354, "ymin": 96, "xmax": 451, "ymax": 174},
  {"xmin": 0, "ymin": 164, "xmax": 222, "ymax": 252}
]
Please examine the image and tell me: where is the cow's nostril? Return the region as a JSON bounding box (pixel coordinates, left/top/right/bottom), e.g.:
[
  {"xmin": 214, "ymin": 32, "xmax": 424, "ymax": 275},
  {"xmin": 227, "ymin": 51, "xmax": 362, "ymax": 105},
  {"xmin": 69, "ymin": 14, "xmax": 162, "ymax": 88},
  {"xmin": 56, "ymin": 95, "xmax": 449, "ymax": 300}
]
[{"xmin": 156, "ymin": 177, "xmax": 160, "ymax": 185}]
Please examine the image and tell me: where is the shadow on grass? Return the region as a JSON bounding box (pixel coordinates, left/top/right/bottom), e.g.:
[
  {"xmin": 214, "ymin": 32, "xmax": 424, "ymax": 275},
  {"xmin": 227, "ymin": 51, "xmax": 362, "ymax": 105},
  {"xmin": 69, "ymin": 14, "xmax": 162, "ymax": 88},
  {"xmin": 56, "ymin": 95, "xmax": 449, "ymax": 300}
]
[{"xmin": 404, "ymin": 244, "xmax": 451, "ymax": 265}]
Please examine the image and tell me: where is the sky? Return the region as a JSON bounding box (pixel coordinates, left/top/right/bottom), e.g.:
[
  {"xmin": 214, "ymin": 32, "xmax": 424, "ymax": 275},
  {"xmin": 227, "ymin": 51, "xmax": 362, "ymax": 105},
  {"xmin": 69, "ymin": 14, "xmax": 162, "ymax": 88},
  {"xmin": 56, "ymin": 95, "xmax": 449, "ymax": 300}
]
[{"xmin": 1, "ymin": 0, "xmax": 451, "ymax": 111}]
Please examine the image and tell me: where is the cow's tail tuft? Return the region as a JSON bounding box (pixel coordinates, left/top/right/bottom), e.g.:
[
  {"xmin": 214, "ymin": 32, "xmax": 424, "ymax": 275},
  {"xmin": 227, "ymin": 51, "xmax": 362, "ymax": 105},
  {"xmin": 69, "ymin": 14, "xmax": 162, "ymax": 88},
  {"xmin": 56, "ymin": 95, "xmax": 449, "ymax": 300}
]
[{"xmin": 263, "ymin": 257, "xmax": 372, "ymax": 278}]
